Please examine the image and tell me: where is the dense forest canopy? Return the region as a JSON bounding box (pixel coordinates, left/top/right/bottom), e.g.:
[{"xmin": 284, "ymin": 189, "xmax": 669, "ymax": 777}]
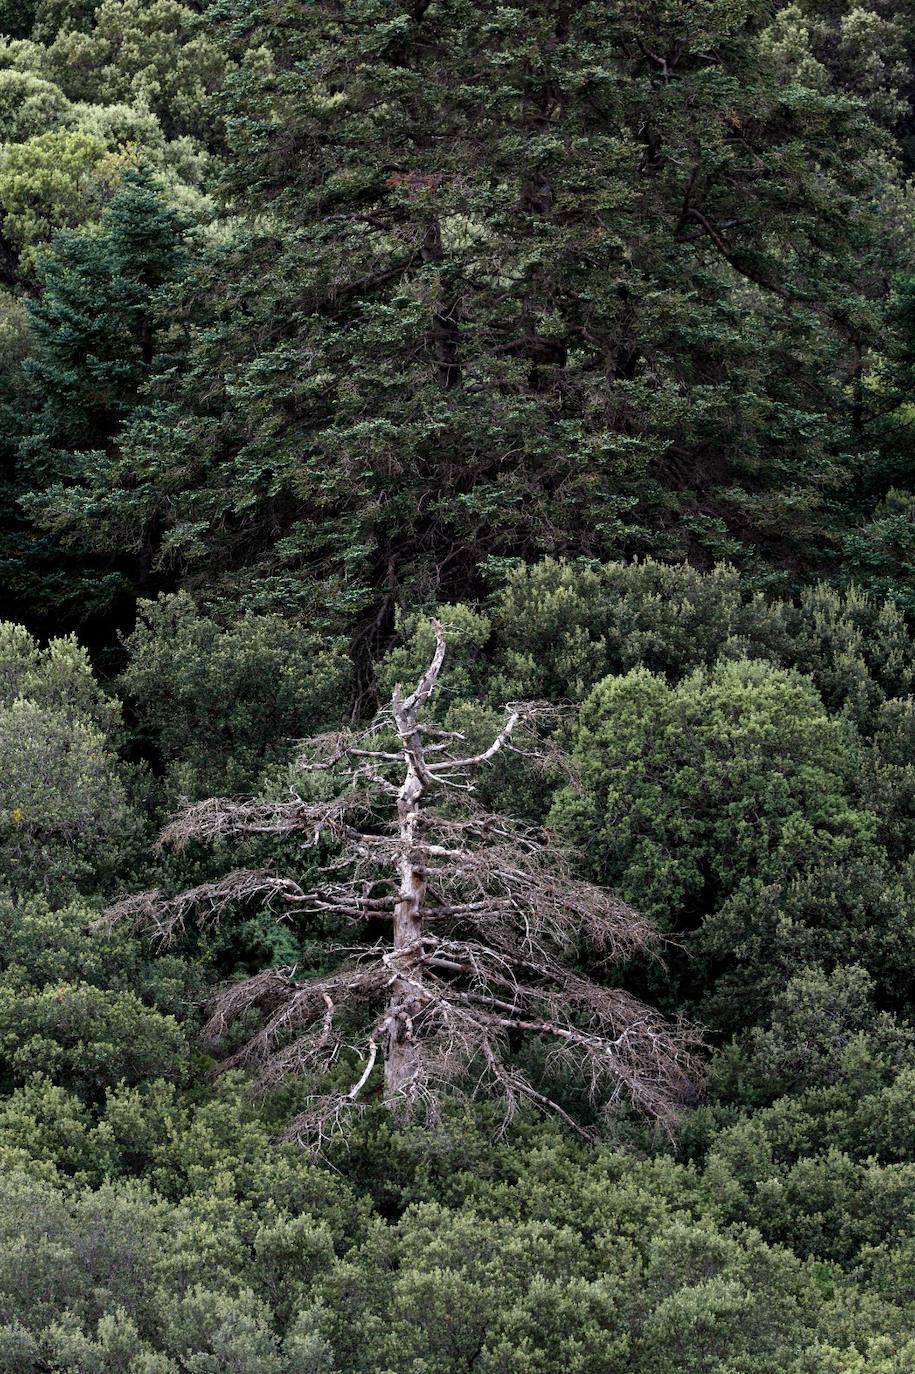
[{"xmin": 4, "ymin": 1, "xmax": 915, "ymax": 1370}]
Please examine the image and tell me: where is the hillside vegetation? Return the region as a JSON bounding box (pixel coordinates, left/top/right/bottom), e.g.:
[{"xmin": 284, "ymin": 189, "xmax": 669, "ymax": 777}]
[{"xmin": 4, "ymin": 3, "xmax": 915, "ymax": 1370}]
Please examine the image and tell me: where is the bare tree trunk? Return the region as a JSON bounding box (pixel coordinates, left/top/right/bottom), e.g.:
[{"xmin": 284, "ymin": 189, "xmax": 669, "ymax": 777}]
[
  {"xmin": 385, "ymin": 624, "xmax": 446, "ymax": 1100},
  {"xmin": 385, "ymin": 757, "xmax": 427, "ymax": 1098}
]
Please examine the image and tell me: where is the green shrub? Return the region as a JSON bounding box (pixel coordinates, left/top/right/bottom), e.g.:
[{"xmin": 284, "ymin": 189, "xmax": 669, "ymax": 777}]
[
  {"xmin": 0, "ymin": 623, "xmax": 138, "ymax": 895},
  {"xmin": 549, "ymin": 658, "xmax": 915, "ymax": 1024},
  {"xmin": 489, "ymin": 561, "xmax": 915, "ymax": 729},
  {"xmin": 122, "ymin": 592, "xmax": 351, "ymax": 796}
]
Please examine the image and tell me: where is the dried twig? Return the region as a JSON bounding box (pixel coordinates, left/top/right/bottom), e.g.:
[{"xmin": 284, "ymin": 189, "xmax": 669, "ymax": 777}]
[{"xmin": 105, "ymin": 622, "xmax": 701, "ymax": 1146}]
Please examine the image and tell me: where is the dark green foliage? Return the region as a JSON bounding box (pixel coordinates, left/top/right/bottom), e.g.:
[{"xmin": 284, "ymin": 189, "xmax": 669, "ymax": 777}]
[
  {"xmin": 0, "ymin": 892, "xmax": 198, "ymax": 1104},
  {"xmin": 0, "ymin": 0, "xmax": 39, "ymax": 37},
  {"xmin": 0, "ymin": 891, "xmax": 195, "ymax": 1011},
  {"xmin": 3, "ymin": 0, "xmax": 915, "ymax": 1366},
  {"xmin": 708, "ymin": 964, "xmax": 915, "ymax": 1114},
  {"xmin": 30, "ymin": 0, "xmax": 105, "ymax": 40},
  {"xmin": 25, "ymin": 167, "xmax": 185, "ymax": 448},
  {"xmin": 551, "ymin": 652, "xmax": 915, "ymax": 1026},
  {"xmin": 554, "ymin": 659, "xmax": 869, "ymax": 918},
  {"xmin": 491, "ymin": 559, "xmax": 767, "ymax": 701},
  {"xmin": 31, "ymin": 0, "xmax": 899, "ymax": 636},
  {"xmin": 120, "ymin": 592, "xmax": 351, "ymax": 796},
  {"xmin": 7, "ymin": 168, "xmax": 190, "ymax": 627},
  {"xmin": 381, "ymin": 560, "xmax": 915, "ymax": 728},
  {"xmin": 2, "ymin": 1105, "xmax": 915, "ymax": 1371}
]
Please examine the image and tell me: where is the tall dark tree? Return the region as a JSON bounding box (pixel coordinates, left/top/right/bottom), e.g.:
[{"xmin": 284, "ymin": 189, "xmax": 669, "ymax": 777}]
[
  {"xmin": 4, "ymin": 167, "xmax": 189, "ymax": 632},
  {"xmin": 35, "ymin": 0, "xmax": 898, "ymax": 657}
]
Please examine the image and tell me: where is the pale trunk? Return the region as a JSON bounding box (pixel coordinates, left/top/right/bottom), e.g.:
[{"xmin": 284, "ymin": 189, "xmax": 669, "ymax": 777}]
[
  {"xmin": 384, "ymin": 624, "xmax": 446, "ymax": 1100},
  {"xmin": 385, "ymin": 756, "xmax": 427, "ymax": 1098}
]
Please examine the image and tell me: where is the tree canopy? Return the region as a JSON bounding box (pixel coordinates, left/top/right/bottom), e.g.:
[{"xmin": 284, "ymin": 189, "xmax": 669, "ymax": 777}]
[{"xmin": 5, "ymin": 0, "xmax": 915, "ymax": 1369}]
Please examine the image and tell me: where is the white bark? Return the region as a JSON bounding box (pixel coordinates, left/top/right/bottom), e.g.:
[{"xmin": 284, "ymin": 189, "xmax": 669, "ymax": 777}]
[{"xmin": 384, "ymin": 621, "xmax": 447, "ymax": 1099}]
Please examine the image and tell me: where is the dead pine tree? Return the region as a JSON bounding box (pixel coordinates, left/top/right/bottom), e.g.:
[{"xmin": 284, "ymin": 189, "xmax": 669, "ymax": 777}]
[{"xmin": 106, "ymin": 621, "xmax": 700, "ymax": 1146}]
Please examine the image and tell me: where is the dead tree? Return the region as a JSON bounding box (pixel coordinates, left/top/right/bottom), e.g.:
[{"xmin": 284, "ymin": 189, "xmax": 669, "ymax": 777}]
[{"xmin": 106, "ymin": 622, "xmax": 700, "ymax": 1146}]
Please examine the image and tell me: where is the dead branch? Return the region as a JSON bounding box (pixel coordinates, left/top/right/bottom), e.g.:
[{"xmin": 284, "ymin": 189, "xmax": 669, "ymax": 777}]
[
  {"xmin": 100, "ymin": 869, "xmax": 309, "ymax": 945},
  {"xmin": 107, "ymin": 621, "xmax": 701, "ymax": 1146},
  {"xmin": 158, "ymin": 792, "xmax": 368, "ymax": 851}
]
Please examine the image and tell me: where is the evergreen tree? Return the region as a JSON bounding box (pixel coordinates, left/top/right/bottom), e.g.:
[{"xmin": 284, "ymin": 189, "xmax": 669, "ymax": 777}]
[
  {"xmin": 44, "ymin": 0, "xmax": 897, "ymax": 653},
  {"xmin": 5, "ymin": 167, "xmax": 189, "ymax": 629},
  {"xmin": 25, "ymin": 165, "xmax": 186, "ymax": 462}
]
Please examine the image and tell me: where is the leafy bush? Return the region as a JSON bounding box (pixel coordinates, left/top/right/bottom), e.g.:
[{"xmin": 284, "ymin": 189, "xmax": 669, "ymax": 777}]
[
  {"xmin": 489, "ymin": 561, "xmax": 915, "ymax": 728},
  {"xmin": 122, "ymin": 592, "xmax": 351, "ymax": 796},
  {"xmin": 0, "ymin": 623, "xmax": 138, "ymax": 895},
  {"xmin": 550, "ymin": 657, "xmax": 915, "ymax": 1025}
]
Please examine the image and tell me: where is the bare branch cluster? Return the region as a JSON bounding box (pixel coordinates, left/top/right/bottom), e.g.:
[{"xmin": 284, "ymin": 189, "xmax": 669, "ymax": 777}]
[
  {"xmin": 105, "ymin": 620, "xmax": 701, "ymax": 1145},
  {"xmin": 159, "ymin": 793, "xmax": 359, "ymax": 851},
  {"xmin": 102, "ymin": 869, "xmax": 309, "ymax": 945},
  {"xmin": 209, "ymin": 939, "xmax": 700, "ymax": 1146}
]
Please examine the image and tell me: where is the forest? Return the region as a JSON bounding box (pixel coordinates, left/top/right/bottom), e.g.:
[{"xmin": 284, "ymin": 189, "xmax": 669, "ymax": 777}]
[{"xmin": 4, "ymin": 0, "xmax": 915, "ymax": 1368}]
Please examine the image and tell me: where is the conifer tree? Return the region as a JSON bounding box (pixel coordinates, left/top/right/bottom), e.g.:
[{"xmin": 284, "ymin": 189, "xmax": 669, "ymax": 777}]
[
  {"xmin": 25, "ymin": 165, "xmax": 185, "ymax": 463},
  {"xmin": 5, "ymin": 167, "xmax": 188, "ymax": 626},
  {"xmin": 54, "ymin": 0, "xmax": 897, "ymax": 647}
]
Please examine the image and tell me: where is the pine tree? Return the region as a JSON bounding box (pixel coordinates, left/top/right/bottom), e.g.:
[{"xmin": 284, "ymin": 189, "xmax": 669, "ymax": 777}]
[
  {"xmin": 25, "ymin": 165, "xmax": 185, "ymax": 462},
  {"xmin": 4, "ymin": 167, "xmax": 188, "ymax": 629},
  {"xmin": 46, "ymin": 0, "xmax": 897, "ymax": 657}
]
